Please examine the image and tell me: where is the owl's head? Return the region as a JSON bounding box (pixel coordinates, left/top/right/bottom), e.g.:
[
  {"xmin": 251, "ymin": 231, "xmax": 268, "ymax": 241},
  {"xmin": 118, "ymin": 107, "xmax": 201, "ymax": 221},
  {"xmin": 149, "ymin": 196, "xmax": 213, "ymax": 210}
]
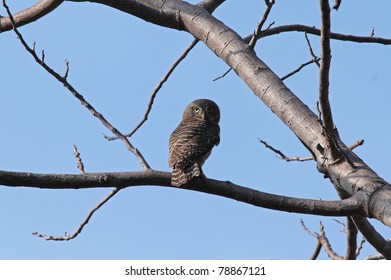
[{"xmin": 182, "ymin": 99, "xmax": 220, "ymax": 124}]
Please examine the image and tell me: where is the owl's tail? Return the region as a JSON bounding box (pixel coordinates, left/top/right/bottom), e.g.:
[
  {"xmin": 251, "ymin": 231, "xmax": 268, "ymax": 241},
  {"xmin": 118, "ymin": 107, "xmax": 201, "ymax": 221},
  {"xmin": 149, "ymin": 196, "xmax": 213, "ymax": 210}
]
[{"xmin": 171, "ymin": 163, "xmax": 201, "ymax": 187}]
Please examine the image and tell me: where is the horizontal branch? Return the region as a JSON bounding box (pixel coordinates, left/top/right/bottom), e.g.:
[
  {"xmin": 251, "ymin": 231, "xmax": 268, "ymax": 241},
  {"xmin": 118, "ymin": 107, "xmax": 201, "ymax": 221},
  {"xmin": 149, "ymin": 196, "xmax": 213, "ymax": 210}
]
[
  {"xmin": 252, "ymin": 24, "xmax": 391, "ymax": 45},
  {"xmin": 0, "ymin": 169, "xmax": 364, "ymax": 217}
]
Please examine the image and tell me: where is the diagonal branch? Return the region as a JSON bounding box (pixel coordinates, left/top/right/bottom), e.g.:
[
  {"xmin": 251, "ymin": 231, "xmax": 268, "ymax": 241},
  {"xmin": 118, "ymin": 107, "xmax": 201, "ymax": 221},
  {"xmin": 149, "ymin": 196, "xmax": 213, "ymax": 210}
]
[
  {"xmin": 3, "ymin": 0, "xmax": 150, "ymax": 170},
  {"xmin": 352, "ymin": 216, "xmax": 391, "ymax": 260},
  {"xmin": 280, "ymin": 57, "xmax": 321, "ymax": 81},
  {"xmin": 105, "ymin": 39, "xmax": 199, "ymax": 141},
  {"xmin": 0, "ymin": 0, "xmax": 64, "ymax": 32},
  {"xmin": 33, "ymin": 187, "xmax": 121, "ymax": 241}
]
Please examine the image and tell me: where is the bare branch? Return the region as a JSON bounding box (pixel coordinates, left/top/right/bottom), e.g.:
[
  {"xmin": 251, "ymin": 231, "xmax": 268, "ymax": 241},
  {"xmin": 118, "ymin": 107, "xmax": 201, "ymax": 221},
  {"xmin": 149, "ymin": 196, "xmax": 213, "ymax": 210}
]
[
  {"xmin": 304, "ymin": 32, "xmax": 320, "ymax": 67},
  {"xmin": 0, "ymin": 0, "xmax": 64, "ymax": 32},
  {"xmin": 318, "ymin": 221, "xmax": 344, "ymax": 260},
  {"xmin": 63, "ymin": 59, "xmax": 69, "ymax": 80},
  {"xmin": 280, "ymin": 57, "xmax": 321, "ymax": 81},
  {"xmin": 356, "ymin": 236, "xmax": 365, "ymax": 257},
  {"xmin": 259, "ymin": 138, "xmax": 364, "ymax": 163},
  {"xmin": 248, "ymin": 24, "xmax": 391, "ymax": 45},
  {"xmin": 0, "ymin": 169, "xmax": 366, "ymax": 218},
  {"xmin": 259, "ymin": 139, "xmax": 313, "ymax": 162},
  {"xmin": 73, "ymin": 145, "xmax": 86, "ymax": 174},
  {"xmin": 309, "ymin": 240, "xmax": 322, "ymax": 260},
  {"xmin": 248, "ymin": 0, "xmax": 275, "ymax": 49},
  {"xmin": 33, "ymin": 187, "xmax": 121, "ymax": 241},
  {"xmin": 319, "ymin": 0, "xmax": 339, "ymax": 160},
  {"xmin": 352, "ymin": 217, "xmax": 391, "ymax": 260},
  {"xmin": 106, "ymin": 39, "xmax": 199, "ymax": 141},
  {"xmin": 3, "ymin": 0, "xmax": 150, "ymax": 170},
  {"xmin": 345, "ymin": 217, "xmax": 358, "ymax": 260},
  {"xmin": 301, "ymin": 219, "xmax": 344, "ymax": 260}
]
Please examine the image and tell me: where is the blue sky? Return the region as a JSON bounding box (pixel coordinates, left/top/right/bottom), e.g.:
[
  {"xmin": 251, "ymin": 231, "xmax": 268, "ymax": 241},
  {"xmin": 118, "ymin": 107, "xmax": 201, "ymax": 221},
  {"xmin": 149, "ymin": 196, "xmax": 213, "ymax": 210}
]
[{"xmin": 1, "ymin": 0, "xmax": 391, "ymax": 259}]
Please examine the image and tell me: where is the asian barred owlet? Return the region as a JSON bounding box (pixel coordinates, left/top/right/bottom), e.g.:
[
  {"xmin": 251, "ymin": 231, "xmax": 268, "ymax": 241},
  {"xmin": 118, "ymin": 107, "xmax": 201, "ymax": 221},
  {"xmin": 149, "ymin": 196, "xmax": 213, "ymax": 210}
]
[{"xmin": 169, "ymin": 99, "xmax": 220, "ymax": 187}]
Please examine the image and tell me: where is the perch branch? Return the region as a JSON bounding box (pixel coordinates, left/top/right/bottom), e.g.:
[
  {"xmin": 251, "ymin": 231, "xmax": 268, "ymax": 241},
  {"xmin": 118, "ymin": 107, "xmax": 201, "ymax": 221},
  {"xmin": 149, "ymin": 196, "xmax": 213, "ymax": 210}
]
[
  {"xmin": 0, "ymin": 169, "xmax": 366, "ymax": 218},
  {"xmin": 3, "ymin": 0, "xmax": 150, "ymax": 170}
]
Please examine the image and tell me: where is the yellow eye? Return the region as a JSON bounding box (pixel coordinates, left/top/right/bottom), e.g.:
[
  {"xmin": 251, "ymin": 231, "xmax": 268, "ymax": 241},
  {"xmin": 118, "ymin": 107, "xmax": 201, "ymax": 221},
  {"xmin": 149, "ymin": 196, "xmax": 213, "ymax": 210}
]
[
  {"xmin": 192, "ymin": 106, "xmax": 200, "ymax": 113},
  {"xmin": 206, "ymin": 106, "xmax": 213, "ymax": 113}
]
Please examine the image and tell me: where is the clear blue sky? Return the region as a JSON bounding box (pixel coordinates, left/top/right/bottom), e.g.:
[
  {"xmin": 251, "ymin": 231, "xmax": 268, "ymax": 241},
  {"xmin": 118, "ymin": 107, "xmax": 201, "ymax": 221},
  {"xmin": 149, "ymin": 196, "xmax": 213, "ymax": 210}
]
[{"xmin": 1, "ymin": 0, "xmax": 390, "ymax": 260}]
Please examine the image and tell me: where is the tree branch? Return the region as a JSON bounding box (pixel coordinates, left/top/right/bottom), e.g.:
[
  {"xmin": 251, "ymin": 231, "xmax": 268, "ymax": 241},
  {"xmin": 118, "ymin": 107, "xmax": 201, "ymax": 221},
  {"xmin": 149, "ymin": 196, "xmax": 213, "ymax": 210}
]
[
  {"xmin": 352, "ymin": 216, "xmax": 391, "ymax": 259},
  {"xmin": 345, "ymin": 217, "xmax": 358, "ymax": 260},
  {"xmin": 33, "ymin": 187, "xmax": 121, "ymax": 241},
  {"xmin": 249, "ymin": 24, "xmax": 391, "ymax": 45},
  {"xmin": 0, "ymin": 169, "xmax": 366, "ymax": 218},
  {"xmin": 301, "ymin": 219, "xmax": 344, "ymax": 260},
  {"xmin": 3, "ymin": 0, "xmax": 150, "ymax": 170},
  {"xmin": 0, "ymin": 0, "xmax": 64, "ymax": 32},
  {"xmin": 319, "ymin": 0, "xmax": 339, "ymax": 160}
]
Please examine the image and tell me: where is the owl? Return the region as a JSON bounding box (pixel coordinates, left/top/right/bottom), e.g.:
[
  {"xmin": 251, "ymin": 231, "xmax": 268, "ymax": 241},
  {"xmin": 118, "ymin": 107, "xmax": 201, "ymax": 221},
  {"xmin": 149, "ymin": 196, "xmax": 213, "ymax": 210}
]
[{"xmin": 169, "ymin": 99, "xmax": 220, "ymax": 187}]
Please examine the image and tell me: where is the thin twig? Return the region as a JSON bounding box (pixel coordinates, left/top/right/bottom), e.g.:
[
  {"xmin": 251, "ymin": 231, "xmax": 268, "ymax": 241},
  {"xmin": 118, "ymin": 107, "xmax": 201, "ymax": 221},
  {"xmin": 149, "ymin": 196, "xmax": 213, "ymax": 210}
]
[
  {"xmin": 259, "ymin": 138, "xmax": 364, "ymax": 163},
  {"xmin": 355, "ymin": 236, "xmax": 365, "ymax": 257},
  {"xmin": 106, "ymin": 39, "xmax": 199, "ymax": 141},
  {"xmin": 301, "ymin": 219, "xmax": 344, "ymax": 260},
  {"xmin": 309, "ymin": 240, "xmax": 322, "ymax": 260},
  {"xmin": 63, "ymin": 59, "xmax": 69, "ymax": 80},
  {"xmin": 73, "ymin": 145, "xmax": 85, "ymax": 174},
  {"xmin": 304, "ymin": 32, "xmax": 320, "ymax": 67},
  {"xmin": 33, "ymin": 187, "xmax": 121, "ymax": 241},
  {"xmin": 248, "ymin": 0, "xmax": 275, "ymax": 49},
  {"xmin": 3, "ymin": 0, "xmax": 150, "ymax": 170},
  {"xmin": 259, "ymin": 139, "xmax": 313, "ymax": 162},
  {"xmin": 281, "ymin": 57, "xmax": 321, "ymax": 81}
]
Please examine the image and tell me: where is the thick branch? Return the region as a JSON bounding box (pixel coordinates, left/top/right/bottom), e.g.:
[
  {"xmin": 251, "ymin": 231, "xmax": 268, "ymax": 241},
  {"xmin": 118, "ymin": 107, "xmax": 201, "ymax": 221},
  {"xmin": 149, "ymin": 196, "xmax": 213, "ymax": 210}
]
[
  {"xmin": 0, "ymin": 0, "xmax": 64, "ymax": 32},
  {"xmin": 0, "ymin": 169, "xmax": 365, "ymax": 217}
]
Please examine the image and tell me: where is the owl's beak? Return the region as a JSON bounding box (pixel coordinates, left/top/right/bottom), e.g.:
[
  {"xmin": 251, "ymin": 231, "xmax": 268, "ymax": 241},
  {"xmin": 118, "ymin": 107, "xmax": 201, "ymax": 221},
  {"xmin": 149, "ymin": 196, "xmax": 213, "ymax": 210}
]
[{"xmin": 201, "ymin": 112, "xmax": 206, "ymax": 120}]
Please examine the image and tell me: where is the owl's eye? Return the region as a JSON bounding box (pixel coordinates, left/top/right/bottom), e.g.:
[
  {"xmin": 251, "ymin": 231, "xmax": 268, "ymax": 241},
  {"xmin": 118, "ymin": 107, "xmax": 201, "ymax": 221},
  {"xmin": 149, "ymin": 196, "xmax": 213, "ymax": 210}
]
[
  {"xmin": 206, "ymin": 106, "xmax": 213, "ymax": 113},
  {"xmin": 192, "ymin": 106, "xmax": 200, "ymax": 113}
]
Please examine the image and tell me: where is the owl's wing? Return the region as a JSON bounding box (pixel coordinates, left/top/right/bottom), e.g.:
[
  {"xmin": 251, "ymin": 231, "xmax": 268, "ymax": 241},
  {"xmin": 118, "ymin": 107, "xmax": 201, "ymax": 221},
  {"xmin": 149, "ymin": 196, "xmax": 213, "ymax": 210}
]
[{"xmin": 168, "ymin": 120, "xmax": 219, "ymax": 168}]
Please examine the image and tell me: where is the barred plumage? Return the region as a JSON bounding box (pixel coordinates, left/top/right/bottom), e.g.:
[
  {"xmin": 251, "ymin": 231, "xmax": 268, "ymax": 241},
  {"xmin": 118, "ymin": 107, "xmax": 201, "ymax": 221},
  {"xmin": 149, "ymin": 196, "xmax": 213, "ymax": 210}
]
[{"xmin": 169, "ymin": 99, "xmax": 220, "ymax": 187}]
